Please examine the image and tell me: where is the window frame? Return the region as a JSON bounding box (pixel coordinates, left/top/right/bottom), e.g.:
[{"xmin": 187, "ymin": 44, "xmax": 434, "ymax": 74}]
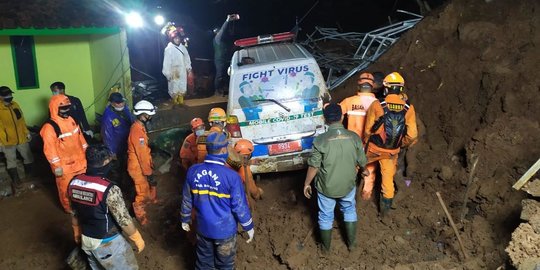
[{"xmin": 10, "ymin": 35, "xmax": 40, "ymax": 90}]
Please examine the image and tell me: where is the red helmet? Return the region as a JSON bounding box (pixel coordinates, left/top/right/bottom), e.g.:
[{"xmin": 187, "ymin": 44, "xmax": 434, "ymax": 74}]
[{"xmin": 190, "ymin": 118, "xmax": 204, "ymax": 130}]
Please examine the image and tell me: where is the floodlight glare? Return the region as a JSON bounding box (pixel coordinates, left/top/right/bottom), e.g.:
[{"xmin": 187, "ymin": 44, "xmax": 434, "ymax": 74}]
[
  {"xmin": 154, "ymin": 15, "xmax": 165, "ymax": 26},
  {"xmin": 125, "ymin": 11, "xmax": 144, "ymax": 28}
]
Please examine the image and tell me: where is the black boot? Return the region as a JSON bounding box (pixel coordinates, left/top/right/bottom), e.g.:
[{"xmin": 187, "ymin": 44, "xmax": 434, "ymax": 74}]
[
  {"xmin": 23, "ymin": 163, "xmax": 33, "ymax": 177},
  {"xmin": 379, "ymin": 197, "xmax": 393, "ymax": 224},
  {"xmin": 7, "ymin": 168, "xmax": 22, "ymax": 194},
  {"xmin": 320, "ymin": 229, "xmax": 332, "ymax": 253},
  {"xmin": 344, "ymin": 222, "xmax": 357, "ymax": 251}
]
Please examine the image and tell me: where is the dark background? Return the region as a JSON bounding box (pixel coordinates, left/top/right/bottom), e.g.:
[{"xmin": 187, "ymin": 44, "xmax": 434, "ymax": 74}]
[{"xmin": 127, "ymin": 0, "xmax": 445, "ymax": 82}]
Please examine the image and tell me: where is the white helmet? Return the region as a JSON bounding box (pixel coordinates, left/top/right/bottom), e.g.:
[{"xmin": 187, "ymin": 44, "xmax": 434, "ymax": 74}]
[{"xmin": 133, "ymin": 100, "xmax": 156, "ymax": 116}]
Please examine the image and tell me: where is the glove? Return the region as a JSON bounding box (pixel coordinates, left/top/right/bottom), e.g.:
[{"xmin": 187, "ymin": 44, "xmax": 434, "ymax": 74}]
[
  {"xmin": 84, "ymin": 130, "xmax": 94, "ymax": 138},
  {"xmin": 226, "ymin": 14, "xmax": 240, "ymax": 22},
  {"xmin": 26, "ymin": 133, "xmax": 32, "ymax": 142},
  {"xmin": 147, "ymin": 175, "xmax": 157, "ymax": 187},
  {"xmin": 54, "ymin": 167, "xmax": 63, "ymax": 177},
  {"xmin": 187, "ymin": 71, "xmax": 195, "ymax": 89},
  {"xmin": 72, "ymin": 224, "xmax": 81, "ymax": 245},
  {"xmin": 246, "ymin": 228, "xmax": 254, "ymax": 243},
  {"xmin": 128, "ymin": 230, "xmax": 145, "ymax": 253},
  {"xmin": 181, "ymin": 223, "xmax": 190, "ymax": 232},
  {"xmin": 303, "ymin": 185, "xmax": 312, "ymax": 199}
]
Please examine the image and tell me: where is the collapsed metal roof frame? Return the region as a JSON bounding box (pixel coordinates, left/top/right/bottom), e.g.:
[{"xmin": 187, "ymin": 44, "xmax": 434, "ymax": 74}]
[{"xmin": 300, "ymin": 10, "xmax": 423, "ymax": 90}]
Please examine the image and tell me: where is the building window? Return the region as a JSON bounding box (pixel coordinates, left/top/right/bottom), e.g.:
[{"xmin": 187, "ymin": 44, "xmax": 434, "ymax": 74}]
[{"xmin": 10, "ymin": 36, "xmax": 39, "ymax": 89}]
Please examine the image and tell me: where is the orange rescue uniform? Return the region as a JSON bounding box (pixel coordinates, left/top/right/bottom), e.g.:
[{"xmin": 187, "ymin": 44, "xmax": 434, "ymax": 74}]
[
  {"xmin": 127, "ymin": 121, "xmax": 153, "ymax": 205},
  {"xmin": 179, "ymin": 133, "xmax": 198, "ymax": 170},
  {"xmin": 40, "ymin": 95, "xmax": 88, "ymax": 213},
  {"xmin": 339, "ymin": 92, "xmax": 378, "ymax": 139},
  {"xmin": 363, "ymin": 94, "xmax": 417, "ymax": 200}
]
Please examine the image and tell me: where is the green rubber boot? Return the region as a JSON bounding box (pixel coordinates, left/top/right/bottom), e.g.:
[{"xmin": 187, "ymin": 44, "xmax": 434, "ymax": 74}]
[
  {"xmin": 344, "ymin": 222, "xmax": 357, "ymax": 251},
  {"xmin": 379, "ymin": 197, "xmax": 393, "ymax": 224},
  {"xmin": 320, "ymin": 229, "xmax": 332, "ymax": 253}
]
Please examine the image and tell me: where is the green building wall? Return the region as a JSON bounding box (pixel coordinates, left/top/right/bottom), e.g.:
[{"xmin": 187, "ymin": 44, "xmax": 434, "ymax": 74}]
[{"xmin": 0, "ymin": 28, "xmax": 131, "ymax": 128}]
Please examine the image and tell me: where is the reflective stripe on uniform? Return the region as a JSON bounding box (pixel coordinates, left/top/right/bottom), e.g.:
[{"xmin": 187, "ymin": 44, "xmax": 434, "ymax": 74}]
[
  {"xmin": 51, "ymin": 157, "xmax": 60, "ymax": 163},
  {"xmin": 204, "ymin": 160, "xmax": 225, "ymax": 165},
  {"xmin": 192, "ymin": 189, "xmax": 231, "ymax": 198},
  {"xmin": 241, "ymin": 218, "xmax": 253, "ymax": 227},
  {"xmin": 70, "ymin": 179, "xmax": 108, "ymax": 192},
  {"xmin": 347, "ymin": 111, "xmax": 367, "ymax": 116},
  {"xmin": 58, "ymin": 127, "xmax": 80, "ymax": 139}
]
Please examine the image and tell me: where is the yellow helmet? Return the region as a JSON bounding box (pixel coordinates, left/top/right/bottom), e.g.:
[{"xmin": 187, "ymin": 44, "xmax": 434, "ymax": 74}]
[
  {"xmin": 383, "ymin": 72, "xmax": 405, "ymax": 87},
  {"xmin": 208, "ymin": 107, "xmax": 227, "ymax": 122}
]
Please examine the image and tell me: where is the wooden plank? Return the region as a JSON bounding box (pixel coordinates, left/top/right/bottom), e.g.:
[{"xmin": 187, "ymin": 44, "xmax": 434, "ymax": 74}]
[{"xmin": 512, "ymin": 158, "xmax": 540, "ymax": 190}]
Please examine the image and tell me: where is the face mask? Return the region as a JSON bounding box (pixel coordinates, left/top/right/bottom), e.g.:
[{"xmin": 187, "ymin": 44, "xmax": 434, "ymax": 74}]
[
  {"xmin": 87, "ymin": 162, "xmax": 113, "ymax": 177},
  {"xmin": 3, "ymin": 96, "xmax": 13, "ymax": 103},
  {"xmin": 58, "ymin": 106, "xmax": 71, "ymax": 118},
  {"xmin": 195, "ymin": 129, "xmax": 205, "ymax": 137},
  {"xmin": 113, "ymin": 106, "xmax": 125, "ymax": 112},
  {"xmin": 52, "ymin": 91, "xmax": 61, "ymax": 96}
]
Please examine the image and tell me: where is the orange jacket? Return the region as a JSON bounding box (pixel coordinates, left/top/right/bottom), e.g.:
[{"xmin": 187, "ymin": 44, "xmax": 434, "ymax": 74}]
[
  {"xmin": 364, "ymin": 94, "xmax": 418, "ymax": 155},
  {"xmin": 179, "ymin": 132, "xmax": 198, "ymax": 170},
  {"xmin": 40, "ymin": 95, "xmax": 88, "ymax": 174},
  {"xmin": 339, "ymin": 92, "xmax": 378, "ymax": 139},
  {"xmin": 127, "ymin": 121, "xmax": 153, "ymax": 176}
]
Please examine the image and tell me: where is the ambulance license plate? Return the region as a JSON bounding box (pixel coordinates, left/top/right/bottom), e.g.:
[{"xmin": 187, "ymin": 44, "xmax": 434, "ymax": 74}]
[{"xmin": 268, "ymin": 141, "xmax": 302, "ymax": 156}]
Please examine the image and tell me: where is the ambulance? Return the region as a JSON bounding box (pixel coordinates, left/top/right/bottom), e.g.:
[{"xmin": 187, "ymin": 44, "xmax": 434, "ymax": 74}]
[{"xmin": 225, "ymin": 32, "xmax": 330, "ymax": 173}]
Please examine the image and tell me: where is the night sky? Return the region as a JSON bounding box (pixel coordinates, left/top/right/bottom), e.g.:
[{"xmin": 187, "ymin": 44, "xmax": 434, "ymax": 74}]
[{"xmin": 128, "ymin": 0, "xmax": 445, "ymax": 81}]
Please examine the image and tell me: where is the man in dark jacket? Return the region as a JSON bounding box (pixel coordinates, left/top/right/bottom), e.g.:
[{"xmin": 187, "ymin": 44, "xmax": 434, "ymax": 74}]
[
  {"xmin": 181, "ymin": 131, "xmax": 254, "ymax": 269},
  {"xmin": 50, "ymin": 81, "xmax": 93, "ymax": 139}
]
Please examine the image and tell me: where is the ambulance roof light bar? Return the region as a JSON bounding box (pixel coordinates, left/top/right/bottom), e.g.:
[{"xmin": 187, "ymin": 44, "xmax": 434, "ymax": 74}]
[{"xmin": 234, "ymin": 32, "xmax": 295, "ymax": 47}]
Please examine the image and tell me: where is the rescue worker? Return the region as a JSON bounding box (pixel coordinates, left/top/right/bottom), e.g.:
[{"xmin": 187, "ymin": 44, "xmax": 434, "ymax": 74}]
[
  {"xmin": 50, "ymin": 82, "xmax": 93, "ymax": 139},
  {"xmin": 228, "ymin": 139, "xmax": 264, "ymax": 201},
  {"xmin": 339, "ymin": 72, "xmax": 378, "ymax": 138},
  {"xmin": 179, "ymin": 118, "xmax": 206, "ymax": 171},
  {"xmin": 363, "ymin": 72, "xmax": 418, "ymax": 222},
  {"xmin": 181, "ymin": 132, "xmax": 254, "ymax": 269},
  {"xmin": 213, "ymin": 14, "xmax": 240, "ymax": 96},
  {"xmin": 0, "ymin": 86, "xmax": 34, "ymax": 194},
  {"xmin": 162, "ymin": 25, "xmax": 194, "ymax": 105},
  {"xmin": 69, "ymin": 144, "xmax": 145, "ymax": 269},
  {"xmin": 101, "ymin": 93, "xmax": 134, "ymax": 189},
  {"xmin": 303, "ymin": 103, "xmax": 367, "ymax": 252},
  {"xmin": 40, "ymin": 94, "xmax": 88, "ymax": 213},
  {"xmin": 127, "ymin": 100, "xmax": 156, "ymax": 225},
  {"xmin": 196, "ymin": 107, "xmax": 227, "ymax": 163}
]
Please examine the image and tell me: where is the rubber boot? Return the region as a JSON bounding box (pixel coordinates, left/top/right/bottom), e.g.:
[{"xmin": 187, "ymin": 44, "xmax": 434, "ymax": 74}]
[
  {"xmin": 149, "ymin": 186, "xmax": 158, "ymax": 204},
  {"xmin": 178, "ymin": 94, "xmax": 184, "ymax": 105},
  {"xmin": 7, "ymin": 168, "xmax": 22, "ymax": 192},
  {"xmin": 344, "ymin": 222, "xmax": 357, "ymax": 251},
  {"xmin": 132, "ymin": 202, "xmax": 148, "ymax": 225},
  {"xmin": 320, "ymin": 229, "xmax": 332, "ymax": 253},
  {"xmin": 379, "ymin": 197, "xmax": 393, "ymax": 224},
  {"xmin": 23, "ymin": 163, "xmax": 33, "ymax": 177}
]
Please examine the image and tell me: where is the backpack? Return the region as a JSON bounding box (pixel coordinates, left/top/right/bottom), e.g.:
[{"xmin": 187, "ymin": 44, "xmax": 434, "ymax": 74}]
[
  {"xmin": 44, "ymin": 118, "xmax": 80, "ymax": 140},
  {"xmin": 370, "ymin": 100, "xmax": 410, "ymax": 150}
]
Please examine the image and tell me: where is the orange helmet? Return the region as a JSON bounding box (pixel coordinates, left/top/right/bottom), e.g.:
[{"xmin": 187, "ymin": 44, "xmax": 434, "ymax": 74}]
[
  {"xmin": 234, "ymin": 139, "xmax": 254, "ymax": 155},
  {"xmin": 190, "ymin": 118, "xmax": 204, "ymax": 130},
  {"xmin": 208, "ymin": 107, "xmax": 227, "ymax": 122},
  {"xmin": 357, "ymin": 72, "xmax": 374, "ymax": 88},
  {"xmin": 383, "ymin": 72, "xmax": 405, "ymax": 87}
]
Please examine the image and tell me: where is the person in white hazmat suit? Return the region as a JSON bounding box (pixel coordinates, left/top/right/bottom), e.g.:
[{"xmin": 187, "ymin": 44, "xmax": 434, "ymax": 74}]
[{"xmin": 162, "ymin": 27, "xmax": 194, "ymax": 105}]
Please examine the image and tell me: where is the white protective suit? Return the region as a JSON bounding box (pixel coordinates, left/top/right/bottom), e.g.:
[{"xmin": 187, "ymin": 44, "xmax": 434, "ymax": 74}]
[{"xmin": 162, "ymin": 42, "xmax": 192, "ymax": 98}]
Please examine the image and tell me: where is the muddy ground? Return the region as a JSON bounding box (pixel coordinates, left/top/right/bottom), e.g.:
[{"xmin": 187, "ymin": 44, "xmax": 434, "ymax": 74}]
[{"xmin": 1, "ymin": 0, "xmax": 539, "ymax": 269}]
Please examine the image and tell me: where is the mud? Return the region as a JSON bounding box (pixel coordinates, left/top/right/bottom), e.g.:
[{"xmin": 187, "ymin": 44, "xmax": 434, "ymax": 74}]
[{"xmin": 1, "ymin": 0, "xmax": 540, "ymax": 269}]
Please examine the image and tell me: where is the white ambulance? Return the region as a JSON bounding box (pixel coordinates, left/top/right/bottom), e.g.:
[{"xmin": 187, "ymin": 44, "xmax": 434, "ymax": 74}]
[{"xmin": 225, "ymin": 32, "xmax": 330, "ymax": 173}]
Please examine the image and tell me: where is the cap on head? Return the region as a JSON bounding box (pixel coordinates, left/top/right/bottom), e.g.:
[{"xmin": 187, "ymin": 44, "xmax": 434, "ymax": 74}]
[
  {"xmin": 206, "ymin": 132, "xmax": 229, "ymax": 151},
  {"xmin": 86, "ymin": 144, "xmax": 112, "ymax": 168},
  {"xmin": 323, "ymin": 103, "xmax": 342, "ymax": 122},
  {"xmin": 109, "ymin": 92, "xmax": 125, "ymax": 103},
  {"xmin": 133, "ymin": 100, "xmax": 156, "ymax": 116},
  {"xmin": 0, "ymin": 86, "xmax": 14, "ymax": 97}
]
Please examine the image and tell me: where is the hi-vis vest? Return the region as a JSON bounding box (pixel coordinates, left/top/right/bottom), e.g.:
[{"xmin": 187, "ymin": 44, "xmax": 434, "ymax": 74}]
[{"xmin": 68, "ymin": 174, "xmax": 119, "ymax": 239}]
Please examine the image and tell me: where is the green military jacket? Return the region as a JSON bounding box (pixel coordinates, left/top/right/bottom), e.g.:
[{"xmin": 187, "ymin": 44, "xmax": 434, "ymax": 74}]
[{"xmin": 308, "ymin": 122, "xmax": 367, "ymax": 198}]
